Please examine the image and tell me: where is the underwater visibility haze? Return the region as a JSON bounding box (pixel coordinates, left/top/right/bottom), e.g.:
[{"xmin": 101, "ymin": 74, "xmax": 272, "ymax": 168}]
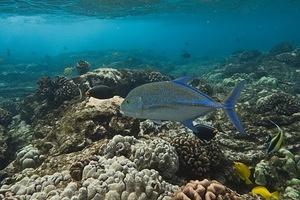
[{"xmin": 0, "ymin": 1, "xmax": 300, "ymax": 200}]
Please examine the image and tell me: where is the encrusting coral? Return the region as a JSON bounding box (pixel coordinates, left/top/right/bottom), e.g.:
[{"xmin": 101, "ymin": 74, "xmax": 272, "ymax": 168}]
[{"xmin": 173, "ymin": 179, "xmax": 258, "ymax": 200}]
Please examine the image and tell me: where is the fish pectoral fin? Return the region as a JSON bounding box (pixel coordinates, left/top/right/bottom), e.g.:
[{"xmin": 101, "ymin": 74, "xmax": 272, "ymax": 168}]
[
  {"xmin": 182, "ymin": 119, "xmax": 198, "ymax": 133},
  {"xmin": 245, "ymin": 178, "xmax": 253, "ymax": 185}
]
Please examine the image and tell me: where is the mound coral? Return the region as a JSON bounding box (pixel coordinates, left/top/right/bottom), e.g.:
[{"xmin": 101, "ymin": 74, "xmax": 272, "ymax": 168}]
[
  {"xmin": 254, "ymin": 91, "xmax": 300, "ymax": 126},
  {"xmin": 15, "ymin": 145, "xmax": 42, "ymax": 170},
  {"xmin": 76, "ymin": 68, "xmax": 170, "ymax": 97},
  {"xmin": 173, "ymin": 179, "xmax": 258, "ymax": 200},
  {"xmin": 0, "ymin": 156, "xmax": 178, "ymax": 200},
  {"xmin": 255, "ymin": 91, "xmax": 300, "ymax": 119},
  {"xmin": 171, "ymin": 136, "xmax": 226, "ymax": 179},
  {"xmin": 103, "ymin": 135, "xmax": 179, "ymax": 178}
]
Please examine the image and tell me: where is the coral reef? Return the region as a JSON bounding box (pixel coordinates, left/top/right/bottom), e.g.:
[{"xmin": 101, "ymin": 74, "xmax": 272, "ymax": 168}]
[
  {"xmin": 0, "ymin": 107, "xmax": 12, "ymax": 127},
  {"xmin": 0, "ymin": 156, "xmax": 178, "ymax": 200},
  {"xmin": 73, "ymin": 68, "xmax": 170, "ymax": 97},
  {"xmin": 269, "ymin": 42, "xmax": 295, "ymax": 55},
  {"xmin": 173, "ymin": 179, "xmax": 258, "ymax": 200},
  {"xmin": 36, "ymin": 76, "xmax": 80, "ymax": 106},
  {"xmin": 102, "ymin": 135, "xmax": 179, "ymax": 179},
  {"xmin": 15, "ymin": 145, "xmax": 42, "ymax": 170},
  {"xmin": 255, "ymin": 91, "xmax": 300, "ymax": 117},
  {"xmin": 0, "ymin": 125, "xmax": 8, "ymax": 169},
  {"xmin": 254, "ymin": 149, "xmax": 300, "ymax": 189},
  {"xmin": 76, "ymin": 60, "xmax": 90, "ymax": 75},
  {"xmin": 170, "ymin": 136, "xmax": 229, "ymax": 180},
  {"xmin": 1, "ymin": 43, "xmax": 300, "ymax": 200}
]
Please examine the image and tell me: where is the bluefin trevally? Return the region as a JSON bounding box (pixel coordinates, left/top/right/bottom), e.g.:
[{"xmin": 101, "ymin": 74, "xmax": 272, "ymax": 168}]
[{"xmin": 120, "ymin": 77, "xmax": 245, "ymax": 135}]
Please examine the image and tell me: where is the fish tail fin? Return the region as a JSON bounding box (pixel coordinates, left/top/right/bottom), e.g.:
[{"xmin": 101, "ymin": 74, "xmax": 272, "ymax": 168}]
[
  {"xmin": 223, "ymin": 81, "xmax": 245, "ymax": 134},
  {"xmin": 245, "ymin": 178, "xmax": 252, "ymax": 185},
  {"xmin": 270, "ymin": 191, "xmax": 279, "ymax": 200}
]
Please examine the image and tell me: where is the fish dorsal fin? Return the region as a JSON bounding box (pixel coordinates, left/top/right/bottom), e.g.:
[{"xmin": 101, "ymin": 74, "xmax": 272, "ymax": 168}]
[
  {"xmin": 172, "ymin": 76, "xmax": 216, "ymax": 102},
  {"xmin": 172, "ymin": 76, "xmax": 193, "ymax": 85}
]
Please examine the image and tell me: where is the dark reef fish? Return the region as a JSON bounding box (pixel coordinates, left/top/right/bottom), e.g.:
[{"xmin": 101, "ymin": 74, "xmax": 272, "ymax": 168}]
[
  {"xmin": 120, "ymin": 77, "xmax": 245, "ymax": 135},
  {"xmin": 194, "ymin": 124, "xmax": 218, "ymax": 140},
  {"xmin": 266, "ymin": 120, "xmax": 284, "ymax": 154},
  {"xmin": 181, "ymin": 52, "xmax": 191, "ymax": 59},
  {"xmin": 86, "ymin": 85, "xmax": 115, "ymax": 99}
]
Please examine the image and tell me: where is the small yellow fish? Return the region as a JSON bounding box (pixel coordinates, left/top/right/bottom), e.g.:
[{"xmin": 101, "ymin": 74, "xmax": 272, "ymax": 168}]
[
  {"xmin": 233, "ymin": 161, "xmax": 252, "ymax": 184},
  {"xmin": 251, "ymin": 186, "xmax": 279, "ymax": 200}
]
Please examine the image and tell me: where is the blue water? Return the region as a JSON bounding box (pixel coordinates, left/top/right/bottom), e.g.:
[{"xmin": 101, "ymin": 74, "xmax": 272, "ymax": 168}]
[{"xmin": 0, "ymin": 0, "xmax": 300, "ymax": 61}]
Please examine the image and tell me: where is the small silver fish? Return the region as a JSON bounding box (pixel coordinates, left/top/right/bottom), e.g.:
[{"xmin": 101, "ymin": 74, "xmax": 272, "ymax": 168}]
[
  {"xmin": 120, "ymin": 77, "xmax": 245, "ymax": 135},
  {"xmin": 267, "ymin": 120, "xmax": 284, "ymax": 154}
]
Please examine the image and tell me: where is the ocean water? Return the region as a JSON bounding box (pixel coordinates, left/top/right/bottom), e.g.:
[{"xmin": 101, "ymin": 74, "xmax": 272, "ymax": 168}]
[
  {"xmin": 0, "ymin": 1, "xmax": 299, "ymax": 97},
  {"xmin": 0, "ymin": 1, "xmax": 300, "ymax": 200}
]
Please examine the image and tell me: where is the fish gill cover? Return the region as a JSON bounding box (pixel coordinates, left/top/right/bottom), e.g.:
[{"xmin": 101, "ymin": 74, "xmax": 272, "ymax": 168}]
[{"xmin": 0, "ymin": 0, "xmax": 300, "ymax": 200}]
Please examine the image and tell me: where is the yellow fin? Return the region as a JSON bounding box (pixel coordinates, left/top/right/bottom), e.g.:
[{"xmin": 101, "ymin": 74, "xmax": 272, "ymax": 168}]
[
  {"xmin": 245, "ymin": 177, "xmax": 252, "ymax": 185},
  {"xmin": 270, "ymin": 191, "xmax": 279, "ymax": 200}
]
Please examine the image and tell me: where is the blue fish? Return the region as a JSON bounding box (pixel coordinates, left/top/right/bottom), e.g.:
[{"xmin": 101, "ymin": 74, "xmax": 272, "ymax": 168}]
[{"xmin": 120, "ymin": 77, "xmax": 245, "ymax": 135}]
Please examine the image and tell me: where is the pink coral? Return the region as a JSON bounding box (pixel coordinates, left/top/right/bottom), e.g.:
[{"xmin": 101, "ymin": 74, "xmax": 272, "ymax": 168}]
[{"xmin": 174, "ymin": 179, "xmax": 257, "ymax": 200}]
